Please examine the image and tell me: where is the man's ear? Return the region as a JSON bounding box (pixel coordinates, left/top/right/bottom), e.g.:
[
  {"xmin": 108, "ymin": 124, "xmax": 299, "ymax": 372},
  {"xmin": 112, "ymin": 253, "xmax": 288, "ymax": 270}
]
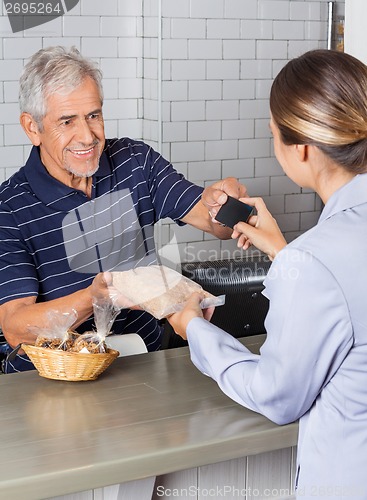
[
  {"xmin": 295, "ymin": 144, "xmax": 308, "ymax": 163},
  {"xmin": 20, "ymin": 112, "xmax": 41, "ymax": 146}
]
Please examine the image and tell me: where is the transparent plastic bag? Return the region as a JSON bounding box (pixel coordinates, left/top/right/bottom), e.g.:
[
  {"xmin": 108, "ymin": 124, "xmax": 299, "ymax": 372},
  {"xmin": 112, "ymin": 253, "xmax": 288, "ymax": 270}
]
[
  {"xmin": 110, "ymin": 265, "xmax": 225, "ymax": 320},
  {"xmin": 33, "ymin": 309, "xmax": 78, "ymax": 350},
  {"xmin": 72, "ymin": 301, "xmax": 119, "ymax": 354}
]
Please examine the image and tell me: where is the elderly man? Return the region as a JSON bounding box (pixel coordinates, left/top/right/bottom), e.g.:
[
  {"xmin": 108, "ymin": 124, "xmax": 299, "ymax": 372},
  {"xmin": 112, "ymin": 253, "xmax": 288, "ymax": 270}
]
[{"xmin": 0, "ymin": 46, "xmax": 246, "ymax": 373}]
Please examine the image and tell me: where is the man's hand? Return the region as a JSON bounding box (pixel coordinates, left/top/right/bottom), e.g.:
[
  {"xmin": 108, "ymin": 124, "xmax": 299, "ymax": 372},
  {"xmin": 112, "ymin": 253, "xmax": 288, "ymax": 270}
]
[
  {"xmin": 202, "ymin": 177, "xmax": 248, "ymax": 222},
  {"xmin": 167, "ymin": 292, "xmax": 215, "ymax": 340},
  {"xmin": 90, "ymin": 272, "xmax": 140, "ymax": 310},
  {"xmin": 182, "ymin": 177, "xmax": 249, "ymax": 238}
]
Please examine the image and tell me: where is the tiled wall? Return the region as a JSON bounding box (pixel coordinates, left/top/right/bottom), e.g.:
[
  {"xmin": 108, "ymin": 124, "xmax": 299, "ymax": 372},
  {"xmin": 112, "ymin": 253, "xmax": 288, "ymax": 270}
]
[{"xmin": 0, "ymin": 0, "xmax": 345, "ymax": 263}]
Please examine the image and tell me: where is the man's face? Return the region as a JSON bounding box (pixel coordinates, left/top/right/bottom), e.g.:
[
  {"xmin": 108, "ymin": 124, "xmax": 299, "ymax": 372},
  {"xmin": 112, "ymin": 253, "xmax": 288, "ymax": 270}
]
[{"xmin": 35, "ymin": 77, "xmax": 105, "ymax": 179}]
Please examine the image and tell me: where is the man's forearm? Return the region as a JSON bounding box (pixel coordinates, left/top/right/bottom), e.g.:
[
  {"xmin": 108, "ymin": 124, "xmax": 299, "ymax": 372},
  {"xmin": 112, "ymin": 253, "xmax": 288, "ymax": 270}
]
[{"xmin": 0, "ymin": 287, "xmax": 94, "ymax": 348}]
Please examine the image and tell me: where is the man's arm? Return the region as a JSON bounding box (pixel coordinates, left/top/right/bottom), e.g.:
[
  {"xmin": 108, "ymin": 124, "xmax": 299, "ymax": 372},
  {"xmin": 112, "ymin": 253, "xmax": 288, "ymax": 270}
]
[
  {"xmin": 0, "ymin": 274, "xmax": 110, "ymax": 348},
  {"xmin": 181, "ymin": 177, "xmax": 248, "ymax": 238}
]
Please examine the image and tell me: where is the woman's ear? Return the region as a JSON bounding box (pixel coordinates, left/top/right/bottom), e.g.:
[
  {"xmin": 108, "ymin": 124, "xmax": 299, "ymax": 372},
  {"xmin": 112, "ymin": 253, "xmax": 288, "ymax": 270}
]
[
  {"xmin": 20, "ymin": 113, "xmax": 41, "ymax": 146},
  {"xmin": 295, "ymin": 144, "xmax": 308, "ymax": 163}
]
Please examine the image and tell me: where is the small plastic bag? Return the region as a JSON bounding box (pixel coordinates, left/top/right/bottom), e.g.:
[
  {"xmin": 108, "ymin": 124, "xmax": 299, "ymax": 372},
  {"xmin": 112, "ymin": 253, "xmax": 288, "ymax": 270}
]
[
  {"xmin": 110, "ymin": 265, "xmax": 225, "ymax": 320},
  {"xmin": 72, "ymin": 301, "xmax": 119, "ymax": 354},
  {"xmin": 33, "ymin": 309, "xmax": 78, "ymax": 350}
]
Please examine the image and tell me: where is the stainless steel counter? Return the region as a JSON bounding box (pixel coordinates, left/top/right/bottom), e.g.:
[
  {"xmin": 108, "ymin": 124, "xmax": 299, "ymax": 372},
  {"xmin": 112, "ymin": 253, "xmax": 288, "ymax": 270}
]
[{"xmin": 0, "ymin": 335, "xmax": 298, "ymax": 500}]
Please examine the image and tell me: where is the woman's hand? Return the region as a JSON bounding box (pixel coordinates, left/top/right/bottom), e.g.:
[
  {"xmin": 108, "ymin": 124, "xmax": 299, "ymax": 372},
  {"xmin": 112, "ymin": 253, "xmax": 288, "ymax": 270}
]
[
  {"xmin": 167, "ymin": 292, "xmax": 215, "ymax": 340},
  {"xmin": 231, "ymin": 197, "xmax": 287, "ymax": 260}
]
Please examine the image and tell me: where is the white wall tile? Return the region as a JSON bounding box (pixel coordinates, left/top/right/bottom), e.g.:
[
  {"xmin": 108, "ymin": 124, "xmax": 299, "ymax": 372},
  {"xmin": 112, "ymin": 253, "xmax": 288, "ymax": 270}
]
[
  {"xmin": 162, "ymin": 39, "xmax": 188, "ymax": 60},
  {"xmin": 118, "ymin": 0, "xmax": 143, "ymax": 17},
  {"xmin": 273, "ymin": 21, "xmax": 305, "ymax": 40},
  {"xmin": 188, "ymin": 121, "xmax": 221, "ymax": 141},
  {"xmin": 163, "ymin": 122, "xmax": 187, "ymax": 143},
  {"xmin": 0, "ymin": 103, "xmax": 20, "ymax": 124},
  {"xmin": 189, "ymin": 81, "xmax": 222, "ymax": 101},
  {"xmin": 258, "ymin": 1, "xmax": 290, "ymax": 20},
  {"xmin": 100, "ymin": 58, "xmax": 137, "ymax": 79},
  {"xmin": 190, "ymin": 0, "xmax": 224, "ymax": 19},
  {"xmin": 255, "ymin": 118, "xmax": 271, "ymax": 138},
  {"xmin": 241, "ymin": 59, "xmax": 272, "ymax": 79},
  {"xmin": 63, "ymin": 16, "xmax": 100, "ymax": 36},
  {"xmin": 0, "ymin": 60, "xmax": 24, "ymax": 80},
  {"xmin": 255, "ymin": 79, "xmax": 272, "ymax": 99},
  {"xmin": 23, "ymin": 16, "xmax": 62, "ymax": 37},
  {"xmin": 189, "ymin": 40, "xmax": 222, "ymax": 60},
  {"xmin": 206, "ymin": 100, "xmax": 239, "ymax": 120},
  {"xmin": 223, "ymin": 80, "xmax": 255, "ymax": 100},
  {"xmin": 170, "ymin": 141, "xmax": 205, "ymax": 163},
  {"xmin": 207, "ymin": 60, "xmax": 240, "ymax": 80},
  {"xmin": 255, "ymin": 157, "xmax": 283, "ymax": 177},
  {"xmin": 223, "ymin": 40, "xmax": 256, "ymax": 60},
  {"xmin": 222, "ymin": 158, "xmax": 254, "ymax": 179},
  {"xmin": 103, "ymin": 99, "xmax": 138, "ymax": 120},
  {"xmin": 171, "ymin": 60, "xmax": 206, "ymax": 80},
  {"xmin": 162, "ymin": 0, "xmax": 190, "ymax": 18},
  {"xmin": 286, "ymin": 193, "xmax": 316, "ymax": 213},
  {"xmin": 270, "ymin": 176, "xmax": 301, "ymax": 196},
  {"xmin": 43, "ymin": 37, "xmax": 81, "ymax": 49},
  {"xmin": 81, "ymin": 37, "xmax": 118, "ymax": 58},
  {"xmin": 256, "ymin": 40, "xmax": 288, "ymax": 59},
  {"xmin": 204, "ymin": 139, "xmax": 238, "ymax": 161},
  {"xmin": 4, "ymin": 81, "xmax": 19, "ymax": 102},
  {"xmin": 239, "ymin": 138, "xmax": 271, "ymax": 159},
  {"xmin": 239, "ymin": 176, "xmax": 270, "ymax": 196},
  {"xmin": 162, "ymin": 81, "xmax": 188, "ymax": 102},
  {"xmin": 101, "ymin": 17, "xmax": 138, "ymax": 37},
  {"xmin": 171, "ymin": 19, "xmax": 206, "ymax": 39},
  {"xmin": 81, "ymin": 0, "xmax": 118, "ymax": 16},
  {"xmin": 207, "ymin": 19, "xmax": 240, "ymax": 39},
  {"xmin": 171, "ymin": 101, "xmax": 205, "ymax": 121},
  {"xmin": 118, "ymin": 119, "xmax": 142, "ymax": 140},
  {"xmin": 240, "ymin": 99, "xmax": 270, "ymax": 120},
  {"xmin": 225, "ymin": 0, "xmax": 257, "ymax": 19},
  {"xmin": 188, "ymin": 160, "xmax": 221, "ymax": 181},
  {"xmin": 3, "ymin": 38, "xmax": 42, "ymax": 58},
  {"xmin": 0, "ymin": 145, "xmax": 23, "ymax": 167},
  {"xmin": 222, "ymin": 120, "xmax": 254, "ymax": 140},
  {"xmin": 290, "ymin": 2, "xmax": 321, "ymax": 21},
  {"xmin": 119, "ymin": 78, "xmax": 143, "ymax": 99},
  {"xmin": 4, "ymin": 124, "xmax": 24, "ymax": 145},
  {"xmin": 240, "ymin": 20, "xmax": 273, "ymax": 39}
]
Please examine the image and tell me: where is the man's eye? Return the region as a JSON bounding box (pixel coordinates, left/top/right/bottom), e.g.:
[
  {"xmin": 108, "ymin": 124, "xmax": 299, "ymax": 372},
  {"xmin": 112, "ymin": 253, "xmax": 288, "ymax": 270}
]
[
  {"xmin": 89, "ymin": 113, "xmax": 99, "ymax": 120},
  {"xmin": 62, "ymin": 119, "xmax": 72, "ymax": 126}
]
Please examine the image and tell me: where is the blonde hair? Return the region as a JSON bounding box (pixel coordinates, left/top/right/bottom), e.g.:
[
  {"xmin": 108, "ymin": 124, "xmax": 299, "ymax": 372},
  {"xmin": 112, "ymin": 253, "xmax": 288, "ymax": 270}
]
[{"xmin": 270, "ymin": 49, "xmax": 367, "ymax": 173}]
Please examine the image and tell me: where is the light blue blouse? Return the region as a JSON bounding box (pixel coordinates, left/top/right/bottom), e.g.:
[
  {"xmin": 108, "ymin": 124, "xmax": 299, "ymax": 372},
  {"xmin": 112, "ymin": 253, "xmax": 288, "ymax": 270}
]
[{"xmin": 187, "ymin": 173, "xmax": 367, "ymax": 500}]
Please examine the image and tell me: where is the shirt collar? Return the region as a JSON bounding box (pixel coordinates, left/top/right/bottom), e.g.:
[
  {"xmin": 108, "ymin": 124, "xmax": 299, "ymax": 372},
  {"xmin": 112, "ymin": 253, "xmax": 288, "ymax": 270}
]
[
  {"xmin": 319, "ymin": 173, "xmax": 367, "ymax": 224},
  {"xmin": 24, "ymin": 145, "xmax": 111, "ymax": 206}
]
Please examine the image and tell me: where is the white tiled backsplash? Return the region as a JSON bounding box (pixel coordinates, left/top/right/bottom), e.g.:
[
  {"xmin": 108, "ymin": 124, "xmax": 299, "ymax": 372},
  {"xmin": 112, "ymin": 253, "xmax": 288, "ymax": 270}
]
[{"xmin": 0, "ymin": 0, "xmax": 345, "ymax": 262}]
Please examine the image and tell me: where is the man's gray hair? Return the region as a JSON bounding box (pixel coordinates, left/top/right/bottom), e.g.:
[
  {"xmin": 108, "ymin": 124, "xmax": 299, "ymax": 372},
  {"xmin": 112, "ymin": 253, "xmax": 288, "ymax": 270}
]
[{"xmin": 19, "ymin": 46, "xmax": 103, "ymax": 129}]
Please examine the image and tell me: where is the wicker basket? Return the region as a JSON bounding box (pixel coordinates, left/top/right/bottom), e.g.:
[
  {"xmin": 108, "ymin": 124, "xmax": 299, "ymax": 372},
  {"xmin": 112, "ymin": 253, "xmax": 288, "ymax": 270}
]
[{"xmin": 22, "ymin": 344, "xmax": 119, "ymax": 381}]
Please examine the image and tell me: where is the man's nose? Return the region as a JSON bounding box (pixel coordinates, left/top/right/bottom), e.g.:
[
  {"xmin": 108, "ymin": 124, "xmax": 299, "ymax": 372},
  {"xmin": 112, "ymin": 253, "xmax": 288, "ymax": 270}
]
[{"xmin": 75, "ymin": 119, "xmax": 95, "ymax": 144}]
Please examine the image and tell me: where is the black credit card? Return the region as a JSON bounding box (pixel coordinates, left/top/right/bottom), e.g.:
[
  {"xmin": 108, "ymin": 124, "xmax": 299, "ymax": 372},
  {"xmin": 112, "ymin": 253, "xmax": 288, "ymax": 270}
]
[{"xmin": 215, "ymin": 196, "xmax": 253, "ymax": 229}]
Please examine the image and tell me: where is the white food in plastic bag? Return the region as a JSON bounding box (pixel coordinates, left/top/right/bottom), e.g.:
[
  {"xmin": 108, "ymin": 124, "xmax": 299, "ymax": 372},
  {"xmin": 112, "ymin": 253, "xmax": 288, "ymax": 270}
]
[{"xmin": 111, "ymin": 265, "xmax": 225, "ymax": 319}]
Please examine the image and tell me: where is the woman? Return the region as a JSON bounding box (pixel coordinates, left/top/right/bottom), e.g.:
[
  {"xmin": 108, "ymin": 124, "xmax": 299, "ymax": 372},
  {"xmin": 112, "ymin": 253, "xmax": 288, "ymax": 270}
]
[{"xmin": 168, "ymin": 50, "xmax": 367, "ymax": 499}]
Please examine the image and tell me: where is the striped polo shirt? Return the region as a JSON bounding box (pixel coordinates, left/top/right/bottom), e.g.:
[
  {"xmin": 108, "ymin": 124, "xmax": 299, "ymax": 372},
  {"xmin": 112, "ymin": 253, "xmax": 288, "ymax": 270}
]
[{"xmin": 0, "ymin": 137, "xmax": 203, "ymax": 360}]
